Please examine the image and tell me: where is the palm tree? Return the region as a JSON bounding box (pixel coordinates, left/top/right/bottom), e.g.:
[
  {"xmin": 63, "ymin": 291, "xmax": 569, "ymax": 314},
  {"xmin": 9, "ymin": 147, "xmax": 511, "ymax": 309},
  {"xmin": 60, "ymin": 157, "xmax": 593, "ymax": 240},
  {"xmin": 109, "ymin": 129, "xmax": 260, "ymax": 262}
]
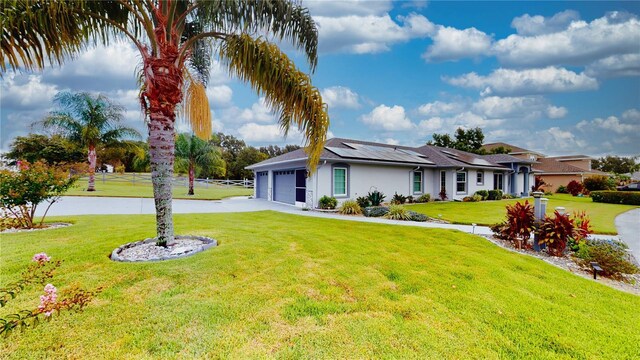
[
  {"xmin": 2, "ymin": 1, "xmax": 329, "ymax": 246},
  {"xmin": 175, "ymin": 133, "xmax": 224, "ymax": 195},
  {"xmin": 42, "ymin": 91, "xmax": 141, "ymax": 191}
]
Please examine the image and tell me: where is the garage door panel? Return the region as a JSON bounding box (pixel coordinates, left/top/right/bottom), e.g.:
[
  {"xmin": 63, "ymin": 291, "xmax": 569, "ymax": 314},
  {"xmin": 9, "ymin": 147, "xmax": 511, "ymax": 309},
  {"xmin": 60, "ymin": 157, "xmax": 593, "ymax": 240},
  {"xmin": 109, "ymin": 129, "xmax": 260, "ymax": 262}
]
[
  {"xmin": 274, "ymin": 170, "xmax": 295, "ymax": 204},
  {"xmin": 256, "ymin": 172, "xmax": 268, "ymax": 199}
]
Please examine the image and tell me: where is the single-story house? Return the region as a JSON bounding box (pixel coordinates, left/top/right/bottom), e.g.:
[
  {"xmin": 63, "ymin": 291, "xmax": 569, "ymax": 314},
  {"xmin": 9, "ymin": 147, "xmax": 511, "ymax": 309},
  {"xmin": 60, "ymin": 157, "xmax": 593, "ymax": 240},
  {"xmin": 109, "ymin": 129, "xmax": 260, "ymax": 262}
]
[
  {"xmin": 246, "ymin": 138, "xmax": 535, "ymax": 208},
  {"xmin": 482, "ymin": 142, "xmax": 608, "ymax": 192}
]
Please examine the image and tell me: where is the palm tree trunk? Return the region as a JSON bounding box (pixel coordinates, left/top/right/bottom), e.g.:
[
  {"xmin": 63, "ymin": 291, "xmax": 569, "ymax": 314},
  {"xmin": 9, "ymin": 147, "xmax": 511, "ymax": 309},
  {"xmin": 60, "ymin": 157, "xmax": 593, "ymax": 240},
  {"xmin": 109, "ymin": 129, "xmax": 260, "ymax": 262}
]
[
  {"xmin": 188, "ymin": 162, "xmax": 195, "ymax": 195},
  {"xmin": 87, "ymin": 145, "xmax": 97, "ymax": 191},
  {"xmin": 148, "ymin": 113, "xmax": 175, "ymax": 247}
]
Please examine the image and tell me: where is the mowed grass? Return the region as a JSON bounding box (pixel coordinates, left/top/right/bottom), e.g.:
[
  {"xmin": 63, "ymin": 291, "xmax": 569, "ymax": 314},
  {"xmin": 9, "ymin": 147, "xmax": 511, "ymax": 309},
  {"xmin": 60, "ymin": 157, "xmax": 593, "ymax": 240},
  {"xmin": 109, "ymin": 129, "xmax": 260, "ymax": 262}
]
[
  {"xmin": 66, "ymin": 175, "xmax": 253, "ymax": 200},
  {"xmin": 408, "ymin": 193, "xmax": 637, "ymax": 235},
  {"xmin": 2, "ymin": 212, "xmax": 639, "ymax": 359}
]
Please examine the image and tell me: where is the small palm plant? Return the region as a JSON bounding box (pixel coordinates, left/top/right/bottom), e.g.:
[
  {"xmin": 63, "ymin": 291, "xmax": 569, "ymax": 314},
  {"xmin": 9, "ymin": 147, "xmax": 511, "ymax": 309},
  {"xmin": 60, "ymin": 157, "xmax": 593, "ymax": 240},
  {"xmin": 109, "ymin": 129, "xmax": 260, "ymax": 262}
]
[{"xmin": 175, "ymin": 133, "xmax": 224, "ymax": 195}]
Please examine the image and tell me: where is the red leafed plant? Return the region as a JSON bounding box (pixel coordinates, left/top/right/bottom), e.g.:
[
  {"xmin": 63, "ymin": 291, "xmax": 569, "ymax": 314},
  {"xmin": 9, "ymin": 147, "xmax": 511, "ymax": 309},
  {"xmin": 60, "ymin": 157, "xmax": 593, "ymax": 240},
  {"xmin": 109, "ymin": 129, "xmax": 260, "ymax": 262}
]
[
  {"xmin": 571, "ymin": 211, "xmax": 593, "ymax": 243},
  {"xmin": 538, "ymin": 211, "xmax": 575, "ymax": 256},
  {"xmin": 566, "ymin": 180, "xmax": 584, "ymax": 196},
  {"xmin": 504, "ymin": 201, "xmax": 535, "ymax": 248}
]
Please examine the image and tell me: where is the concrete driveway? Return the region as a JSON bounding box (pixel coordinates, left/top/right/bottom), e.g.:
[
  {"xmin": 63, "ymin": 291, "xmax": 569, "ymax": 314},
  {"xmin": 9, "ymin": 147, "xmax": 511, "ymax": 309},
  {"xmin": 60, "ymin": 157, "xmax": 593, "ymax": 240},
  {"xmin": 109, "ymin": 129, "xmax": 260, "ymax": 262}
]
[{"xmin": 614, "ymin": 208, "xmax": 640, "ymax": 260}]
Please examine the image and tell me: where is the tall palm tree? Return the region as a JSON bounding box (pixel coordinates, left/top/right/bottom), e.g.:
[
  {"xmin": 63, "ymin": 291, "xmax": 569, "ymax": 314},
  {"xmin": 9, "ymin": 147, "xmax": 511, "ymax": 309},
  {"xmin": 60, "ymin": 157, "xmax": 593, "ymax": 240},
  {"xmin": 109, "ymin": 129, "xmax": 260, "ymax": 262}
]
[
  {"xmin": 175, "ymin": 132, "xmax": 224, "ymax": 195},
  {"xmin": 42, "ymin": 91, "xmax": 141, "ymax": 191},
  {"xmin": 2, "ymin": 0, "xmax": 329, "ymax": 246}
]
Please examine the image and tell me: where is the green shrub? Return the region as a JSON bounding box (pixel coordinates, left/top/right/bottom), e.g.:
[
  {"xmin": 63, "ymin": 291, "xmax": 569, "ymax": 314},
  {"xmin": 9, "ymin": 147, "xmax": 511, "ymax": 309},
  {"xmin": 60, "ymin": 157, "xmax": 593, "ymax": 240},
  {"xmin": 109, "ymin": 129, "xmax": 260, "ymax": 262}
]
[
  {"xmin": 591, "ymin": 191, "xmax": 640, "ymax": 205},
  {"xmin": 556, "ymin": 185, "xmax": 568, "ymax": 194},
  {"xmin": 487, "ymin": 189, "xmax": 503, "ymax": 200},
  {"xmin": 0, "ymin": 161, "xmax": 78, "ymax": 229},
  {"xmin": 474, "ymin": 190, "xmax": 488, "ymax": 200},
  {"xmin": 363, "ymin": 206, "xmax": 389, "ymax": 217},
  {"xmin": 390, "ymin": 192, "xmax": 407, "ymax": 205},
  {"xmin": 318, "ymin": 196, "xmax": 338, "ymax": 210},
  {"xmin": 583, "ymin": 175, "xmax": 614, "ymax": 191},
  {"xmin": 415, "ymin": 194, "xmax": 431, "ymax": 203},
  {"xmin": 502, "ymin": 194, "xmax": 515, "ymax": 199},
  {"xmin": 462, "ymin": 195, "xmax": 482, "ymax": 202},
  {"xmin": 339, "ymin": 200, "xmax": 362, "ymax": 215},
  {"xmin": 385, "ymin": 205, "xmax": 412, "ymax": 221},
  {"xmin": 356, "ymin": 196, "xmax": 370, "ymax": 208},
  {"xmin": 367, "ymin": 190, "xmax": 386, "ymax": 206},
  {"xmin": 406, "ymin": 196, "xmax": 414, "ymax": 204},
  {"xmin": 408, "ymin": 211, "xmax": 428, "ymax": 222},
  {"xmin": 576, "ymin": 239, "xmax": 638, "ymax": 279}
]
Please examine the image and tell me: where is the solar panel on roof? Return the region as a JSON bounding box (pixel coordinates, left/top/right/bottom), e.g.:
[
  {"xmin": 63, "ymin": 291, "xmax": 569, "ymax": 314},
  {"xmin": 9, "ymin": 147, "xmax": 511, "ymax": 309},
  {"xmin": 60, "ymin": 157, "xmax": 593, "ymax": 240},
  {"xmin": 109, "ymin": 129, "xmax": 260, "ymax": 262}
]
[{"xmin": 326, "ymin": 145, "xmax": 434, "ymax": 165}]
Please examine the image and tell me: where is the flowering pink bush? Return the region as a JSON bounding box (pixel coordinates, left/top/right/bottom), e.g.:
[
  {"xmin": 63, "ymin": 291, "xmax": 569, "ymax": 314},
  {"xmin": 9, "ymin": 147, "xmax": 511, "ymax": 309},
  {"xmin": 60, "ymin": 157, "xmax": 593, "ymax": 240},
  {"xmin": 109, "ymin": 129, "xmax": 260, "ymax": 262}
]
[
  {"xmin": 38, "ymin": 284, "xmax": 58, "ymax": 316},
  {"xmin": 32, "ymin": 253, "xmax": 51, "ymax": 263}
]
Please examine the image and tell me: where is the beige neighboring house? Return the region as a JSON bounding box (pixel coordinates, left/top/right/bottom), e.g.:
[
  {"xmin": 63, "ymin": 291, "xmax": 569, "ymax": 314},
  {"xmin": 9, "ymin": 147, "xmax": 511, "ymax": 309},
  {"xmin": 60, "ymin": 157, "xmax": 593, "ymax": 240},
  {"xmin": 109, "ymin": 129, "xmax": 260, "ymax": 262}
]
[{"xmin": 482, "ymin": 142, "xmax": 608, "ymax": 192}]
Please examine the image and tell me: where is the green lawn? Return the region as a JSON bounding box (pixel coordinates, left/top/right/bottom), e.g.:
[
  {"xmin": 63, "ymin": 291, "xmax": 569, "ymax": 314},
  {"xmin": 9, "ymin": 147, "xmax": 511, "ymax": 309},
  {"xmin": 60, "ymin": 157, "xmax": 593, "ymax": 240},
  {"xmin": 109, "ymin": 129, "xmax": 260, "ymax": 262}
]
[
  {"xmin": 67, "ymin": 174, "xmax": 253, "ymax": 200},
  {"xmin": 2, "ymin": 212, "xmax": 639, "ymax": 359},
  {"xmin": 408, "ymin": 194, "xmax": 637, "ymax": 235}
]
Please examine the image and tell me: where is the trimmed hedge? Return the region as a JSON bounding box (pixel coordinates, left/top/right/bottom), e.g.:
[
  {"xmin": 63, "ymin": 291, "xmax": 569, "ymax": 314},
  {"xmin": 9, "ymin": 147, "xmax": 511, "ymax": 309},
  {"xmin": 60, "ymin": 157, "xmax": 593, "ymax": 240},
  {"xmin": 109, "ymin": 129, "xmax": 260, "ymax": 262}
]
[{"xmin": 591, "ymin": 191, "xmax": 640, "ymax": 205}]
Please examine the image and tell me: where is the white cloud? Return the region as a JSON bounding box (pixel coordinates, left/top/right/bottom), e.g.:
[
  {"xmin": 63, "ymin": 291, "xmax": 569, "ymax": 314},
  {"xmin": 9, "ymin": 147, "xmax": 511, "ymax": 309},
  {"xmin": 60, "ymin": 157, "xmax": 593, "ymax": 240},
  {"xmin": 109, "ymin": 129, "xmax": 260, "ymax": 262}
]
[
  {"xmin": 361, "ymin": 105, "xmax": 415, "ymax": 131},
  {"xmin": 472, "ymin": 96, "xmax": 546, "ymax": 119},
  {"xmin": 577, "ymin": 115, "xmax": 639, "ymax": 134},
  {"xmin": 314, "ymin": 13, "xmax": 434, "ymax": 54},
  {"xmin": 321, "ymin": 86, "xmax": 361, "ymax": 109},
  {"xmin": 546, "ymin": 105, "xmax": 568, "ymax": 119},
  {"xmin": 494, "ymin": 12, "xmax": 640, "ymax": 67},
  {"xmin": 535, "ymin": 127, "xmax": 587, "ymax": 153},
  {"xmin": 418, "ymin": 111, "xmax": 504, "ymax": 135},
  {"xmin": 422, "ymin": 26, "xmax": 492, "ymax": 62},
  {"xmin": 237, "ymin": 123, "xmax": 302, "ymax": 142},
  {"xmin": 417, "ymin": 100, "xmax": 466, "ymax": 116},
  {"xmin": 445, "ymin": 67, "xmax": 598, "ymax": 96},
  {"xmin": 585, "ymin": 53, "xmax": 640, "ymax": 78},
  {"xmin": 206, "ymin": 85, "xmax": 233, "ymax": 108},
  {"xmin": 622, "ymin": 108, "xmax": 640, "ymax": 121},
  {"xmin": 0, "ymin": 73, "xmax": 58, "ymax": 111},
  {"xmin": 511, "ymin": 10, "xmax": 581, "ymax": 36},
  {"xmin": 384, "ymin": 138, "xmax": 400, "ymax": 145}
]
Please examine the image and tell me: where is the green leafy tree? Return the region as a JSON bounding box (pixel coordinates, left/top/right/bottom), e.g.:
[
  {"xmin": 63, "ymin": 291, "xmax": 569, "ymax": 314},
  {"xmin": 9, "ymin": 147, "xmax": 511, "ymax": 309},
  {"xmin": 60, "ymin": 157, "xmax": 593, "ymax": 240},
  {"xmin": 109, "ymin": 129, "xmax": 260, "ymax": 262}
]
[
  {"xmin": 0, "ymin": 161, "xmax": 78, "ymax": 229},
  {"xmin": 592, "ymin": 156, "xmax": 640, "ymax": 174},
  {"xmin": 41, "ymin": 91, "xmax": 140, "ymax": 191},
  {"xmin": 259, "ymin": 144, "xmax": 301, "ymax": 158},
  {"xmin": 4, "ymin": 0, "xmax": 329, "ymax": 247},
  {"xmin": 6, "ymin": 134, "xmax": 85, "ymax": 165},
  {"xmin": 175, "ymin": 133, "xmax": 224, "ymax": 195},
  {"xmin": 428, "ymin": 127, "xmax": 486, "ymax": 154},
  {"xmin": 233, "ymin": 147, "xmax": 269, "ymax": 179}
]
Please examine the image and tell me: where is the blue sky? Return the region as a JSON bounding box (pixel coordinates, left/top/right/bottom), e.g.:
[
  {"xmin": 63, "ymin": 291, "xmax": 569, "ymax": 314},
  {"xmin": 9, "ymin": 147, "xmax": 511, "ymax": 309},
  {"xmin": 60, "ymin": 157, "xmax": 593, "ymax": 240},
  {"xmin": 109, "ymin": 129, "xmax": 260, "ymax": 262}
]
[{"xmin": 1, "ymin": 1, "xmax": 639, "ymax": 156}]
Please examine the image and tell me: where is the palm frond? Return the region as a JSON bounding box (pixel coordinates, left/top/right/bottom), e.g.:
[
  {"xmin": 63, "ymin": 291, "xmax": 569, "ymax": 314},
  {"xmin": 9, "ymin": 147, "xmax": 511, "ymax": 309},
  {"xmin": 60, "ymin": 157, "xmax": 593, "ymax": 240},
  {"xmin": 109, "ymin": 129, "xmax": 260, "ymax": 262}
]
[
  {"xmin": 183, "ymin": 71, "xmax": 212, "ymax": 140},
  {"xmin": 196, "ymin": 0, "xmax": 319, "ymax": 71},
  {"xmin": 1, "ymin": 0, "xmax": 137, "ymax": 73},
  {"xmin": 219, "ymin": 34, "xmax": 329, "ymax": 174}
]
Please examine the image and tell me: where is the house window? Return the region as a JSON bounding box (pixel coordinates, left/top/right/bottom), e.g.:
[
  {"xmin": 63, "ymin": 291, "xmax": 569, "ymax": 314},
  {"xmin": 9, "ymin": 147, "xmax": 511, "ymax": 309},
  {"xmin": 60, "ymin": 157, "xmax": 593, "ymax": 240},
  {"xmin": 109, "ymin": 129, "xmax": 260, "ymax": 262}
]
[
  {"xmin": 333, "ymin": 167, "xmax": 347, "ymax": 196},
  {"xmin": 476, "ymin": 171, "xmax": 484, "ymax": 185},
  {"xmin": 493, "ymin": 173, "xmax": 503, "ymax": 191},
  {"xmin": 440, "ymin": 171, "xmax": 446, "ymax": 191},
  {"xmin": 456, "ymin": 171, "xmax": 467, "ymax": 193},
  {"xmin": 413, "ymin": 171, "xmax": 423, "ymax": 194}
]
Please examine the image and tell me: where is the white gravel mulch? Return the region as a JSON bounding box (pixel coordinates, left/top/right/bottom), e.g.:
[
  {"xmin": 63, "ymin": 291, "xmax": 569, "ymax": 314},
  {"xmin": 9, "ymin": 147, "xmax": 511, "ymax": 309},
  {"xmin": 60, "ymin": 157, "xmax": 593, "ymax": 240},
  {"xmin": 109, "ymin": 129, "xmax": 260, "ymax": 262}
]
[{"xmin": 1, "ymin": 222, "xmax": 72, "ymax": 234}]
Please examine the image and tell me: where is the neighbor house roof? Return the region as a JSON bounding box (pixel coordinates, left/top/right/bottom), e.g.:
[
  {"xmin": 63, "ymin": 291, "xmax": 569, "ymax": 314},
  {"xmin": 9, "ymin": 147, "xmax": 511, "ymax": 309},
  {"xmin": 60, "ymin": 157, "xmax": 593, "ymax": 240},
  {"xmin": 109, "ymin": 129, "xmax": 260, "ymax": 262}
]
[
  {"xmin": 247, "ymin": 138, "xmax": 534, "ymax": 171},
  {"xmin": 547, "ymin": 155, "xmax": 594, "ymax": 161},
  {"xmin": 532, "ymin": 157, "xmax": 606, "ymax": 175},
  {"xmin": 482, "ymin": 142, "xmax": 544, "ymax": 156}
]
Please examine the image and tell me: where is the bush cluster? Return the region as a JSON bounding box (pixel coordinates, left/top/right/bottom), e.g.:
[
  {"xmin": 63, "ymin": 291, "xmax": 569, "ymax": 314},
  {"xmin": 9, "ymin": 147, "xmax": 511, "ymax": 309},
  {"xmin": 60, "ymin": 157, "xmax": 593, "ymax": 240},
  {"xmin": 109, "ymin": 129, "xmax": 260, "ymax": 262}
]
[
  {"xmin": 576, "ymin": 240, "xmax": 638, "ymax": 279},
  {"xmin": 556, "ymin": 185, "xmax": 568, "ymax": 194},
  {"xmin": 385, "ymin": 205, "xmax": 412, "ymax": 220},
  {"xmin": 487, "ymin": 189, "xmax": 502, "ymax": 200},
  {"xmin": 338, "ymin": 200, "xmax": 361, "ymax": 215},
  {"xmin": 462, "ymin": 194, "xmax": 482, "ymax": 202},
  {"xmin": 566, "ymin": 180, "xmax": 584, "ymax": 196},
  {"xmin": 474, "ymin": 190, "xmax": 488, "ymax": 200},
  {"xmin": 583, "ymin": 175, "xmax": 614, "ymax": 192},
  {"xmin": 591, "ymin": 191, "xmax": 640, "ymax": 205},
  {"xmin": 408, "ymin": 211, "xmax": 428, "ymax": 222},
  {"xmin": 390, "ymin": 192, "xmax": 407, "ymax": 205},
  {"xmin": 363, "ymin": 206, "xmax": 389, "ymax": 217},
  {"xmin": 318, "ymin": 196, "xmax": 337, "ymax": 210},
  {"xmin": 415, "ymin": 194, "xmax": 431, "ymax": 203}
]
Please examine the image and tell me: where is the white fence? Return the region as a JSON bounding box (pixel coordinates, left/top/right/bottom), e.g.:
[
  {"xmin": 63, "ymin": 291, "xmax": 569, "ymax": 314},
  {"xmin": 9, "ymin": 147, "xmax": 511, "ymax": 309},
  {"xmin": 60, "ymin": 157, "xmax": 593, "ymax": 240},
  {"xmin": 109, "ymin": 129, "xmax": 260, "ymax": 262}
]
[{"xmin": 84, "ymin": 172, "xmax": 254, "ymax": 188}]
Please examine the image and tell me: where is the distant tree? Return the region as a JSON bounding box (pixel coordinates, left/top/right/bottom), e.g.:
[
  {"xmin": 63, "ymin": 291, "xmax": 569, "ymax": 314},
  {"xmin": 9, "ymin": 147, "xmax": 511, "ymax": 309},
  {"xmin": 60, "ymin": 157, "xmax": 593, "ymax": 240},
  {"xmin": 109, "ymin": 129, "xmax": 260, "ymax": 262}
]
[
  {"xmin": 175, "ymin": 133, "xmax": 225, "ymax": 195},
  {"xmin": 6, "ymin": 134, "xmax": 84, "ymax": 165},
  {"xmin": 487, "ymin": 146, "xmax": 512, "ymax": 155},
  {"xmin": 427, "ymin": 127, "xmax": 485, "ymax": 154},
  {"xmin": 41, "ymin": 92, "xmax": 140, "ymax": 191},
  {"xmin": 592, "ymin": 156, "xmax": 640, "ymax": 174},
  {"xmin": 232, "ymin": 147, "xmax": 268, "ymax": 180},
  {"xmin": 259, "ymin": 144, "xmax": 301, "ymax": 158}
]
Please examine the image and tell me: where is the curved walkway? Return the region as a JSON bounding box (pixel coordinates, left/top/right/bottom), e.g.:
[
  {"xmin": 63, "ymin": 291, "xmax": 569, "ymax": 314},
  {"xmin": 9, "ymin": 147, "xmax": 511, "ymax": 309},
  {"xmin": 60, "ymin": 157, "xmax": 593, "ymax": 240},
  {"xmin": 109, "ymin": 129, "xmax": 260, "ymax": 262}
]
[
  {"xmin": 38, "ymin": 196, "xmax": 620, "ymax": 240},
  {"xmin": 615, "ymin": 208, "xmax": 640, "ymax": 259}
]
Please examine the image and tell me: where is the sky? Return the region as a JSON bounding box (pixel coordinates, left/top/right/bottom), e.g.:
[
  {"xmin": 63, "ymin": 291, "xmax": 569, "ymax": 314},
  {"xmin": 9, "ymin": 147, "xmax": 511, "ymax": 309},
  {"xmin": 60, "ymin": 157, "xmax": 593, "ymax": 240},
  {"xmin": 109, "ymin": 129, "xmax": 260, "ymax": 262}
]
[{"xmin": 1, "ymin": 0, "xmax": 639, "ymax": 157}]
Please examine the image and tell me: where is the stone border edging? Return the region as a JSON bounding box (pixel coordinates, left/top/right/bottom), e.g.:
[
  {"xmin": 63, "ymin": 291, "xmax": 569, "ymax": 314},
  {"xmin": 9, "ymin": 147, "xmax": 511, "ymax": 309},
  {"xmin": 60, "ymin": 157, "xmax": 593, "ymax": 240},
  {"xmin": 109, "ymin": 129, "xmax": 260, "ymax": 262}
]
[{"xmin": 110, "ymin": 235, "xmax": 217, "ymax": 262}]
